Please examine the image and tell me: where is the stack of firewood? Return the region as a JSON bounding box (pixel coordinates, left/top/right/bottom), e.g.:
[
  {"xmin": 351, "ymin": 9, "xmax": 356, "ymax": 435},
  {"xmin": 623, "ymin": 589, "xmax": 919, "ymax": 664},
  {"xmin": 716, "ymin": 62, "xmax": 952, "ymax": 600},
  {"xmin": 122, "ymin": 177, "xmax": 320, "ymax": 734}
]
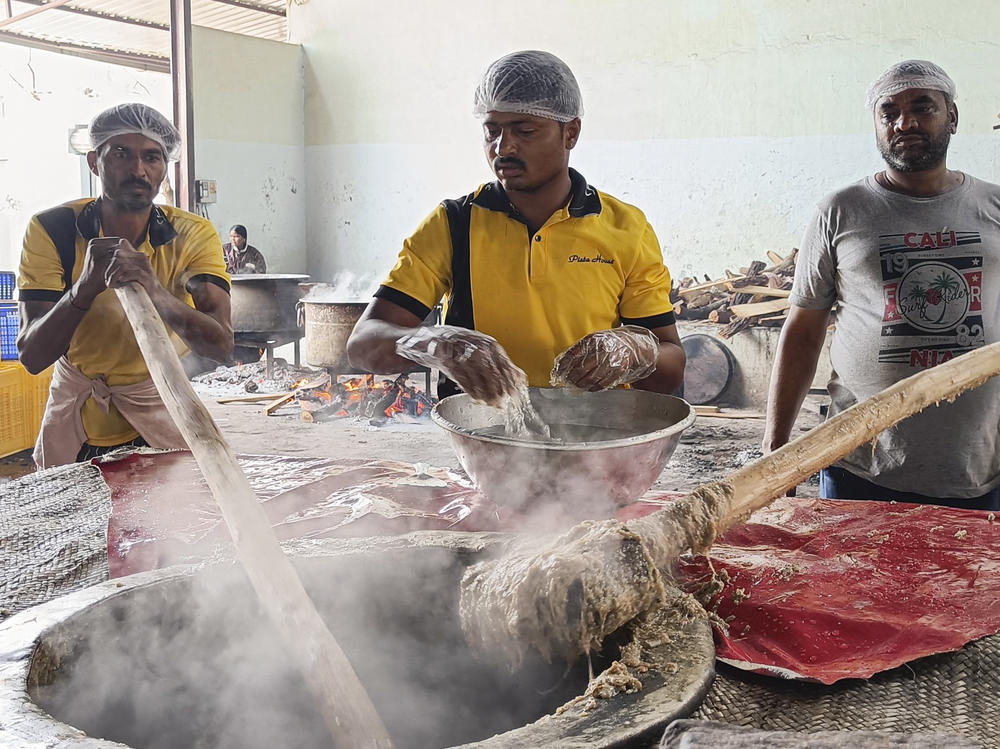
[{"xmin": 672, "ymin": 250, "xmax": 798, "ymax": 338}]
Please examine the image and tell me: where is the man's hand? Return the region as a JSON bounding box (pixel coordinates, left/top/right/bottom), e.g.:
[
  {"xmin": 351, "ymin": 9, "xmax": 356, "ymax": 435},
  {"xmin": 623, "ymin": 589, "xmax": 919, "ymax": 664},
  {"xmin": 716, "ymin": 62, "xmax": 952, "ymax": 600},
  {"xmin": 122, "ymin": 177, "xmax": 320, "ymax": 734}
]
[
  {"xmin": 396, "ymin": 325, "xmax": 525, "ymax": 406},
  {"xmin": 71, "ymin": 237, "xmax": 118, "ymax": 307},
  {"xmin": 550, "ymin": 325, "xmax": 659, "ymax": 391},
  {"xmin": 101, "ymin": 238, "xmax": 159, "ymax": 293}
]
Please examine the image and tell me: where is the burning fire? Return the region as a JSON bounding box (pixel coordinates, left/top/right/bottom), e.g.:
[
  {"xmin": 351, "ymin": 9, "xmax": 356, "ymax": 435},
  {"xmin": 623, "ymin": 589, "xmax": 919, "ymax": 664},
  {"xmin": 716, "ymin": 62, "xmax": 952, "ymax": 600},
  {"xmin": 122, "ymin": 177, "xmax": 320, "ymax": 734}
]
[{"xmin": 294, "ymin": 373, "xmax": 434, "ymax": 423}]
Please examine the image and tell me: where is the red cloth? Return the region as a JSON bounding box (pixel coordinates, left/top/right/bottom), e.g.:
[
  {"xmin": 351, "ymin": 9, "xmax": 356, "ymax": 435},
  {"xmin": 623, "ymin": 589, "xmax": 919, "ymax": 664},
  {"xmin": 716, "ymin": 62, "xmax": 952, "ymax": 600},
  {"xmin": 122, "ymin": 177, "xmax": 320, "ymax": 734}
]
[
  {"xmin": 101, "ymin": 452, "xmax": 1000, "ymax": 684},
  {"xmin": 674, "ymin": 497, "xmax": 1000, "ymax": 683}
]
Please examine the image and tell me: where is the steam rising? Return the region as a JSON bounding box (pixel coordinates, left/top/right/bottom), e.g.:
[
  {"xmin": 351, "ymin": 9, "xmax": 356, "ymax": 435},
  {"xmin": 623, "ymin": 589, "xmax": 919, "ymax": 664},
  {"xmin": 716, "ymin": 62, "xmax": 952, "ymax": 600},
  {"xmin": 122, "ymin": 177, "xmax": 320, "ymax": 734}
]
[
  {"xmin": 30, "ymin": 545, "xmax": 604, "ymax": 749},
  {"xmin": 303, "ymin": 271, "xmax": 381, "ymax": 303}
]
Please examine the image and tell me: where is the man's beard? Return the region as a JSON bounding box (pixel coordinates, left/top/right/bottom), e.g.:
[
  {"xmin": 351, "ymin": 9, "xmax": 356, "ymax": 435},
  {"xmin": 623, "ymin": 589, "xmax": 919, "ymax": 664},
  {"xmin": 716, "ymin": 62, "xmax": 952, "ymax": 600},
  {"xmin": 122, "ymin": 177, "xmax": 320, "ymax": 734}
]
[
  {"xmin": 878, "ymin": 130, "xmax": 951, "ymax": 172},
  {"xmin": 113, "ymin": 179, "xmax": 156, "ymax": 212},
  {"xmin": 118, "ymin": 195, "xmax": 154, "ymax": 212}
]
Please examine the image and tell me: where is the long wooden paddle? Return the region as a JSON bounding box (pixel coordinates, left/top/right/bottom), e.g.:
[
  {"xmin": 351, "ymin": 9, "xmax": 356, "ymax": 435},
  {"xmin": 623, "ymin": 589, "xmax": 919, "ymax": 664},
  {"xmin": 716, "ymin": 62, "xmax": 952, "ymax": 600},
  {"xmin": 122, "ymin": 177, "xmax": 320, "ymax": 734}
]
[
  {"xmin": 461, "ymin": 338, "xmax": 1000, "ymax": 666},
  {"xmin": 116, "ymin": 282, "xmax": 393, "ymax": 749}
]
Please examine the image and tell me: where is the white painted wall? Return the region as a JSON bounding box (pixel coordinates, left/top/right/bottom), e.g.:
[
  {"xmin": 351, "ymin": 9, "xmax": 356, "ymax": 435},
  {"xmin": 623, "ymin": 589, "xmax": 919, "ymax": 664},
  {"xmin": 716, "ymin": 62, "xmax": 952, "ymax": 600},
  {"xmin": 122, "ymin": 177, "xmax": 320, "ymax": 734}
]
[
  {"xmin": 288, "ymin": 0, "xmax": 1000, "ymax": 283},
  {"xmin": 0, "ymin": 45, "xmax": 170, "ymax": 274},
  {"xmin": 191, "ymin": 26, "xmax": 306, "ymax": 274}
]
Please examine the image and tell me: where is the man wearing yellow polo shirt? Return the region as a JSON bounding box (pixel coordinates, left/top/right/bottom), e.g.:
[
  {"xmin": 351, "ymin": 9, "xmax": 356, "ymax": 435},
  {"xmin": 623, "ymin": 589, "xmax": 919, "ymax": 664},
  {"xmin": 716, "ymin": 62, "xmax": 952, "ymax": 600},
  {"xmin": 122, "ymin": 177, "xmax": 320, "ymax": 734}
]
[
  {"xmin": 347, "ymin": 51, "xmax": 685, "ymax": 404},
  {"xmin": 17, "ymin": 103, "xmax": 233, "ymax": 468}
]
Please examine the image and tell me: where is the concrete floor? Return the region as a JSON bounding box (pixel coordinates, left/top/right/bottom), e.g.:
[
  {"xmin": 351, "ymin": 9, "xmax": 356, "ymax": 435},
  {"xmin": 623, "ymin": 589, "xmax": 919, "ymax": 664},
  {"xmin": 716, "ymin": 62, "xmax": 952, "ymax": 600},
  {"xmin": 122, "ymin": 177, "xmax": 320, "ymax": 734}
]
[{"xmin": 1, "ymin": 377, "xmax": 825, "ymax": 497}]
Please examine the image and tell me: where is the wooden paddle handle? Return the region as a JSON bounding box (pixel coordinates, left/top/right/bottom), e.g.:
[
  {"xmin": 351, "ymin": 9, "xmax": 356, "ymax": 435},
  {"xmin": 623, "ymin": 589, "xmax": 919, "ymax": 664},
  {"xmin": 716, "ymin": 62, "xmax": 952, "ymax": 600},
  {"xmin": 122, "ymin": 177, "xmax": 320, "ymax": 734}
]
[
  {"xmin": 115, "ymin": 283, "xmax": 394, "ymax": 749},
  {"xmin": 716, "ymin": 339, "xmax": 1000, "ymax": 537}
]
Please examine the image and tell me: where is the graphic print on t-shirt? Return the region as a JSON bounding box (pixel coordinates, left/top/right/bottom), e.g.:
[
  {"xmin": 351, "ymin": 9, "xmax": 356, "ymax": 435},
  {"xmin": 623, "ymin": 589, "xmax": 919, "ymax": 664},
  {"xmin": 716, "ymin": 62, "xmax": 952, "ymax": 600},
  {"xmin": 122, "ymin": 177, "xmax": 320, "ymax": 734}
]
[{"xmin": 878, "ymin": 230, "xmax": 985, "ymax": 368}]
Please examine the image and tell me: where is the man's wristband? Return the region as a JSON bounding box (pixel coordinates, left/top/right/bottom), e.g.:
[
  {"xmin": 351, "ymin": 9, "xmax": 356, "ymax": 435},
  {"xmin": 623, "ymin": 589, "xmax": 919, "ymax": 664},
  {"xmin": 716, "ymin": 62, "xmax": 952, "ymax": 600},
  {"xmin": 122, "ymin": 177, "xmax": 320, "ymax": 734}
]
[{"xmin": 68, "ymin": 289, "xmax": 91, "ymax": 312}]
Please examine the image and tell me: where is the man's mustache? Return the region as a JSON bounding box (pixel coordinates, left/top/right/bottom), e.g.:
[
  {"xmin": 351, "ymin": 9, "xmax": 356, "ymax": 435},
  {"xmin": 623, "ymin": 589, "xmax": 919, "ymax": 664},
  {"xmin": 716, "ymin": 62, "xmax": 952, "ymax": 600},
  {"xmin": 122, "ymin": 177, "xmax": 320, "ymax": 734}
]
[
  {"xmin": 493, "ymin": 158, "xmax": 526, "ymax": 170},
  {"xmin": 891, "ymin": 134, "xmax": 929, "ymax": 147},
  {"xmin": 122, "ymin": 179, "xmax": 153, "ymax": 190}
]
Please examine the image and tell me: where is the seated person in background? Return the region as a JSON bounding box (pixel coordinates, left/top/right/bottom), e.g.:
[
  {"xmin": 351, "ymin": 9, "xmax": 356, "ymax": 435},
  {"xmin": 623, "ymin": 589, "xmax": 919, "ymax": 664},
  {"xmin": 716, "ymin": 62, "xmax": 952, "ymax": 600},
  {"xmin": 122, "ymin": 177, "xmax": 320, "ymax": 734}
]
[
  {"xmin": 346, "ymin": 50, "xmax": 685, "ymax": 404},
  {"xmin": 223, "ymin": 224, "xmax": 267, "ymax": 274},
  {"xmin": 17, "ymin": 103, "xmax": 233, "ymax": 468}
]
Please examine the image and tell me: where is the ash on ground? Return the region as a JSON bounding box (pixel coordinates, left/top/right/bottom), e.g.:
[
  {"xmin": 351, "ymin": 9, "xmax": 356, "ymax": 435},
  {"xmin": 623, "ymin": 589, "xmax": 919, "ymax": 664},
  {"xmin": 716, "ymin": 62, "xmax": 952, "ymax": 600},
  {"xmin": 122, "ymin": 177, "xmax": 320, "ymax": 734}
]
[{"xmin": 191, "ymin": 359, "xmax": 319, "ymax": 398}]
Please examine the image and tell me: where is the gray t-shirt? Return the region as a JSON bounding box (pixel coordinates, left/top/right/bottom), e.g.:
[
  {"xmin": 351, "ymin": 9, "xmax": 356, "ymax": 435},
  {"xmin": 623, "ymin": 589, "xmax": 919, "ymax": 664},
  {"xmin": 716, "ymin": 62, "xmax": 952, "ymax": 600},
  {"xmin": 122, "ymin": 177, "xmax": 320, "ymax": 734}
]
[{"xmin": 791, "ymin": 174, "xmax": 1000, "ymax": 498}]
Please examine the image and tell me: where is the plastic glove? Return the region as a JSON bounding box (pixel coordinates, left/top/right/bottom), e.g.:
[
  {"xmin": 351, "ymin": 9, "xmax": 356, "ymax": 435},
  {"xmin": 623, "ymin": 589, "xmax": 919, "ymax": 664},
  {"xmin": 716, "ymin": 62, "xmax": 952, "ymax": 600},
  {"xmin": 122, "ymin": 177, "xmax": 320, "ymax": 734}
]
[
  {"xmin": 550, "ymin": 325, "xmax": 660, "ymax": 391},
  {"xmin": 396, "ymin": 325, "xmax": 526, "ymax": 406}
]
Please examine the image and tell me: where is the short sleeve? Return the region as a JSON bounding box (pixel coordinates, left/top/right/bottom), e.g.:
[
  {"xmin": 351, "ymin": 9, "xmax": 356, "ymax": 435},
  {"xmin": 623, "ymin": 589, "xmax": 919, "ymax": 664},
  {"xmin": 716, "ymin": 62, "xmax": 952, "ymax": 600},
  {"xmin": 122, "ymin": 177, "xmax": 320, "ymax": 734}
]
[
  {"xmin": 18, "ymin": 215, "xmax": 67, "ymax": 302},
  {"xmin": 619, "ymin": 221, "xmax": 675, "ymax": 327},
  {"xmin": 377, "ymin": 205, "xmax": 453, "ymax": 316},
  {"xmin": 789, "ymin": 207, "xmax": 838, "ymax": 310},
  {"xmin": 177, "ymin": 216, "xmax": 230, "ymax": 291}
]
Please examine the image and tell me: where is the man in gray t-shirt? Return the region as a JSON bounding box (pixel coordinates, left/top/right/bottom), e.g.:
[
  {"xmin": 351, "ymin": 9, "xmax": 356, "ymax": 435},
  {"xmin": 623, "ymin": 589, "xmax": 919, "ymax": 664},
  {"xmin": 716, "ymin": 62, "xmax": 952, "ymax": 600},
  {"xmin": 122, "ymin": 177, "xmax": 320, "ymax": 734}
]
[{"xmin": 763, "ymin": 60, "xmax": 1000, "ymax": 511}]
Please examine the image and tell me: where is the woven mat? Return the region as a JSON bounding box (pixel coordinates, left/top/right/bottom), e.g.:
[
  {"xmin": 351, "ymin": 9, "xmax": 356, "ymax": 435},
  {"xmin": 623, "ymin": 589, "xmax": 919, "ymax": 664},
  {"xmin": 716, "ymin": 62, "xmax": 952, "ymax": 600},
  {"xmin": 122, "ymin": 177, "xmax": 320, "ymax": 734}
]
[
  {"xmin": 692, "ymin": 634, "xmax": 999, "ymax": 747},
  {"xmin": 0, "ymin": 461, "xmax": 110, "ymax": 617},
  {"xmin": 660, "ymin": 719, "xmax": 978, "ymax": 748}
]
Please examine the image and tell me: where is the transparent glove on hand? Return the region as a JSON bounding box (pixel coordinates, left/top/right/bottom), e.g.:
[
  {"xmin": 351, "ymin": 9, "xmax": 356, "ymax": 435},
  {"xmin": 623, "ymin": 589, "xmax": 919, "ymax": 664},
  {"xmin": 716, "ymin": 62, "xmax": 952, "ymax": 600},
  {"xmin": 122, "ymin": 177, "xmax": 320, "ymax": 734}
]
[
  {"xmin": 550, "ymin": 325, "xmax": 660, "ymax": 391},
  {"xmin": 396, "ymin": 325, "xmax": 526, "ymax": 407}
]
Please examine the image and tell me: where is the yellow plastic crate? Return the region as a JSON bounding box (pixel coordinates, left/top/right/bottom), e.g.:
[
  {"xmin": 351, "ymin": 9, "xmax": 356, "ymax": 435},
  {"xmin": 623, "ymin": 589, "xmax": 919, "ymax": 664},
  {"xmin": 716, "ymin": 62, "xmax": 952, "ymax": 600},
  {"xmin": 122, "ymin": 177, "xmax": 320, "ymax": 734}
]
[{"xmin": 0, "ymin": 362, "xmax": 52, "ymax": 459}]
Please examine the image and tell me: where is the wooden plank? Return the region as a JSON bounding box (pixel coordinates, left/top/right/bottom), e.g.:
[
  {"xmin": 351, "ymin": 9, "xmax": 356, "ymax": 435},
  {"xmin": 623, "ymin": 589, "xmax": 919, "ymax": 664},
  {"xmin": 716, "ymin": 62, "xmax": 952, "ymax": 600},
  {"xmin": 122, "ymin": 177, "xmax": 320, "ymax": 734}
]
[
  {"xmin": 729, "ymin": 298, "xmax": 791, "ymax": 319},
  {"xmin": 766, "ymin": 250, "xmax": 785, "ymax": 265},
  {"xmin": 678, "ymin": 276, "xmax": 746, "ymax": 300},
  {"xmin": 217, "ymin": 392, "xmax": 290, "ymax": 404},
  {"xmin": 263, "ymin": 393, "xmax": 296, "ymax": 415},
  {"xmin": 724, "ymin": 285, "xmax": 790, "ymax": 298}
]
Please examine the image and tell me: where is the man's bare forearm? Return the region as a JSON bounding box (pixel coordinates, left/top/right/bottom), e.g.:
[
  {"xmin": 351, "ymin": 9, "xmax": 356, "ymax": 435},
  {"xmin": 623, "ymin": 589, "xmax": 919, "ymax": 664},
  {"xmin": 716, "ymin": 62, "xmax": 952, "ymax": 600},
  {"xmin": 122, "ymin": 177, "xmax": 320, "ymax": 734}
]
[
  {"xmin": 347, "ymin": 318, "xmax": 422, "ymax": 373},
  {"xmin": 763, "ymin": 306, "xmax": 831, "ymax": 451},
  {"xmin": 634, "ymin": 341, "xmax": 686, "ymax": 394},
  {"xmin": 147, "ymin": 284, "xmax": 233, "ymax": 362},
  {"xmin": 17, "ymin": 296, "xmax": 87, "ymax": 374}
]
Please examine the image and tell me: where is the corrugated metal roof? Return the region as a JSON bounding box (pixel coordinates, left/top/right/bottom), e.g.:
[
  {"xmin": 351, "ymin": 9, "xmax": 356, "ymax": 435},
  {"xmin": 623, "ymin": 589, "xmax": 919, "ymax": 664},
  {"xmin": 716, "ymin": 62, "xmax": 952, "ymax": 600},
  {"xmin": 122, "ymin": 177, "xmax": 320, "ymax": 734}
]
[{"xmin": 0, "ymin": 0, "xmax": 287, "ymax": 72}]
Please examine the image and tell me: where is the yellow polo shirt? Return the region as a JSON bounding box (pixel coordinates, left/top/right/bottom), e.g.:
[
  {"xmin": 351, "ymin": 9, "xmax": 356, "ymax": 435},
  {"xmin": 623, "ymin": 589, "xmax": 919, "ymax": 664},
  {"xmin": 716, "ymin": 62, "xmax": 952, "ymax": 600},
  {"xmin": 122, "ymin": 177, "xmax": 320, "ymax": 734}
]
[
  {"xmin": 18, "ymin": 198, "xmax": 229, "ymax": 445},
  {"xmin": 376, "ymin": 169, "xmax": 675, "ymax": 388}
]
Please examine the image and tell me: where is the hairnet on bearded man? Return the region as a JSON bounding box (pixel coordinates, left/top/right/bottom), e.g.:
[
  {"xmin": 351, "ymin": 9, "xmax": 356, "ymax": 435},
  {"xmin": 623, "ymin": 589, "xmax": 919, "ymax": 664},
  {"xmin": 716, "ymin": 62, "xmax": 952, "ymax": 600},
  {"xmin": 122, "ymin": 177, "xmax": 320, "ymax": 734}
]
[
  {"xmin": 864, "ymin": 59, "xmax": 956, "ymax": 110},
  {"xmin": 473, "ymin": 50, "xmax": 584, "ymax": 123},
  {"xmin": 88, "ymin": 103, "xmax": 182, "ymax": 160}
]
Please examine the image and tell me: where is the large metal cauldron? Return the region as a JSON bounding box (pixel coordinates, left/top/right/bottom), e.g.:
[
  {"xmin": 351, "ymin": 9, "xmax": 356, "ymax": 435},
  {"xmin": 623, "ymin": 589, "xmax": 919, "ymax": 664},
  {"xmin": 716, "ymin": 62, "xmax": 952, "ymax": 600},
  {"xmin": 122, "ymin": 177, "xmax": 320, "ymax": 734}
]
[
  {"xmin": 433, "ymin": 388, "xmax": 695, "ymax": 516},
  {"xmin": 1, "ymin": 533, "xmax": 714, "ymax": 749},
  {"xmin": 299, "ymin": 299, "xmax": 367, "ymax": 367},
  {"xmin": 230, "ymin": 273, "xmax": 310, "ymax": 333}
]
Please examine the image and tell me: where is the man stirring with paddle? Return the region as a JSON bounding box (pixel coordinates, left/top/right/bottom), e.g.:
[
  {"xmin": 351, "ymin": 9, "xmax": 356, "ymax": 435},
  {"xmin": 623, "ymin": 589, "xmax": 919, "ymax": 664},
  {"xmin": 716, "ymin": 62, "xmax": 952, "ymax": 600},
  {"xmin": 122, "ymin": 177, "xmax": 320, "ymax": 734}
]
[
  {"xmin": 17, "ymin": 103, "xmax": 233, "ymax": 468},
  {"xmin": 348, "ymin": 51, "xmax": 685, "ymax": 404}
]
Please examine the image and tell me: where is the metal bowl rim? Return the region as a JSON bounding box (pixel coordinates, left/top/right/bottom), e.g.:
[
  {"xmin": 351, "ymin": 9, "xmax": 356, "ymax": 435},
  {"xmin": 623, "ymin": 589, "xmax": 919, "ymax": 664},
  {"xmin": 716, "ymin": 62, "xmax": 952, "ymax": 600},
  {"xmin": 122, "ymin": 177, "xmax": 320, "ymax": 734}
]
[
  {"xmin": 431, "ymin": 389, "xmax": 696, "ymax": 452},
  {"xmin": 230, "ymin": 273, "xmax": 311, "ymax": 282}
]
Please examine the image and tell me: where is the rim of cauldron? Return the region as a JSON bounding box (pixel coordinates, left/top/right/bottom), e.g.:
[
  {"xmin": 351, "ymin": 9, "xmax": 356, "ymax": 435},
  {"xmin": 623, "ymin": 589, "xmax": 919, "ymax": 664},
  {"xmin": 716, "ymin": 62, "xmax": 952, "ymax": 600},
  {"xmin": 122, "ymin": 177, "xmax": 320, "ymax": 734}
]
[
  {"xmin": 231, "ymin": 273, "xmax": 311, "ymax": 281},
  {"xmin": 0, "ymin": 532, "xmax": 715, "ymax": 749},
  {"xmin": 431, "ymin": 388, "xmax": 696, "ymax": 452}
]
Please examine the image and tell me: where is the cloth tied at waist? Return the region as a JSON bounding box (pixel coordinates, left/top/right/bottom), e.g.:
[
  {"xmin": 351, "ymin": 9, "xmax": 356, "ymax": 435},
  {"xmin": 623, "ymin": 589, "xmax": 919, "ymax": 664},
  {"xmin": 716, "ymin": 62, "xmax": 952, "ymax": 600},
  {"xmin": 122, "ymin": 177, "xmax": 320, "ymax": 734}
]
[{"xmin": 33, "ymin": 356, "xmax": 186, "ymax": 468}]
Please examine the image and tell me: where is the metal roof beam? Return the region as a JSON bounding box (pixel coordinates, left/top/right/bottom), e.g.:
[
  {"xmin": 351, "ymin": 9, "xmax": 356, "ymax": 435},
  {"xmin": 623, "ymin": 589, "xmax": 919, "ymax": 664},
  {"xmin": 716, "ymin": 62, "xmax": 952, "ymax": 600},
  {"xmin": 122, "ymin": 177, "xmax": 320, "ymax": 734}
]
[
  {"xmin": 11, "ymin": 0, "xmax": 168, "ymax": 30},
  {"xmin": 0, "ymin": 29, "xmax": 169, "ymax": 72},
  {"xmin": 0, "ymin": 0, "xmax": 73, "ymax": 30},
  {"xmin": 206, "ymin": 0, "xmax": 285, "ymax": 17}
]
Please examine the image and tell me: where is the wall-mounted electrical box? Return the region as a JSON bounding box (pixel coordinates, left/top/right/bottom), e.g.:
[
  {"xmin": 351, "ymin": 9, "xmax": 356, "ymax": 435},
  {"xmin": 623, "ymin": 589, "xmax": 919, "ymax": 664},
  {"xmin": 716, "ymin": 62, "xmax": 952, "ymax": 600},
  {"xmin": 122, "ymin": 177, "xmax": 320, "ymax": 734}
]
[{"xmin": 195, "ymin": 179, "xmax": 217, "ymax": 204}]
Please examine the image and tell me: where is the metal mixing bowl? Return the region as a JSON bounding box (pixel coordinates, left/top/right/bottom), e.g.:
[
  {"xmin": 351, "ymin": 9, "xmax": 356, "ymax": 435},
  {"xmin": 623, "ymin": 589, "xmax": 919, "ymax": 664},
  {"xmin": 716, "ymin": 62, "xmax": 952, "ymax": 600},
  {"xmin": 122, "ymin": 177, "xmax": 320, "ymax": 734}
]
[{"xmin": 432, "ymin": 388, "xmax": 695, "ymax": 515}]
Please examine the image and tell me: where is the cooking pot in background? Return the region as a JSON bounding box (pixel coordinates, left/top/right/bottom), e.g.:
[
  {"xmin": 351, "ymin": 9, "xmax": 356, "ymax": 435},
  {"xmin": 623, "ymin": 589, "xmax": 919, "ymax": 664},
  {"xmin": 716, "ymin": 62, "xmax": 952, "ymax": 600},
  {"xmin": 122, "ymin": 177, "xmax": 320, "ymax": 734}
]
[
  {"xmin": 298, "ymin": 291, "xmax": 441, "ymax": 369},
  {"xmin": 297, "ymin": 299, "xmax": 368, "ymax": 368},
  {"xmin": 230, "ymin": 274, "xmax": 310, "ymax": 333}
]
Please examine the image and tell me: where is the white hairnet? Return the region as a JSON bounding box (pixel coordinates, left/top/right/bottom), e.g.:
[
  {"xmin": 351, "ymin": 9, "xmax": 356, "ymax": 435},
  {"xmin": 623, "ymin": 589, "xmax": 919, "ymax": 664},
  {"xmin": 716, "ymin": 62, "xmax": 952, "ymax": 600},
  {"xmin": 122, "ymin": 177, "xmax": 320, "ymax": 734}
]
[
  {"xmin": 89, "ymin": 103, "xmax": 181, "ymax": 160},
  {"xmin": 473, "ymin": 50, "xmax": 583, "ymax": 122},
  {"xmin": 865, "ymin": 60, "xmax": 956, "ymax": 110}
]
